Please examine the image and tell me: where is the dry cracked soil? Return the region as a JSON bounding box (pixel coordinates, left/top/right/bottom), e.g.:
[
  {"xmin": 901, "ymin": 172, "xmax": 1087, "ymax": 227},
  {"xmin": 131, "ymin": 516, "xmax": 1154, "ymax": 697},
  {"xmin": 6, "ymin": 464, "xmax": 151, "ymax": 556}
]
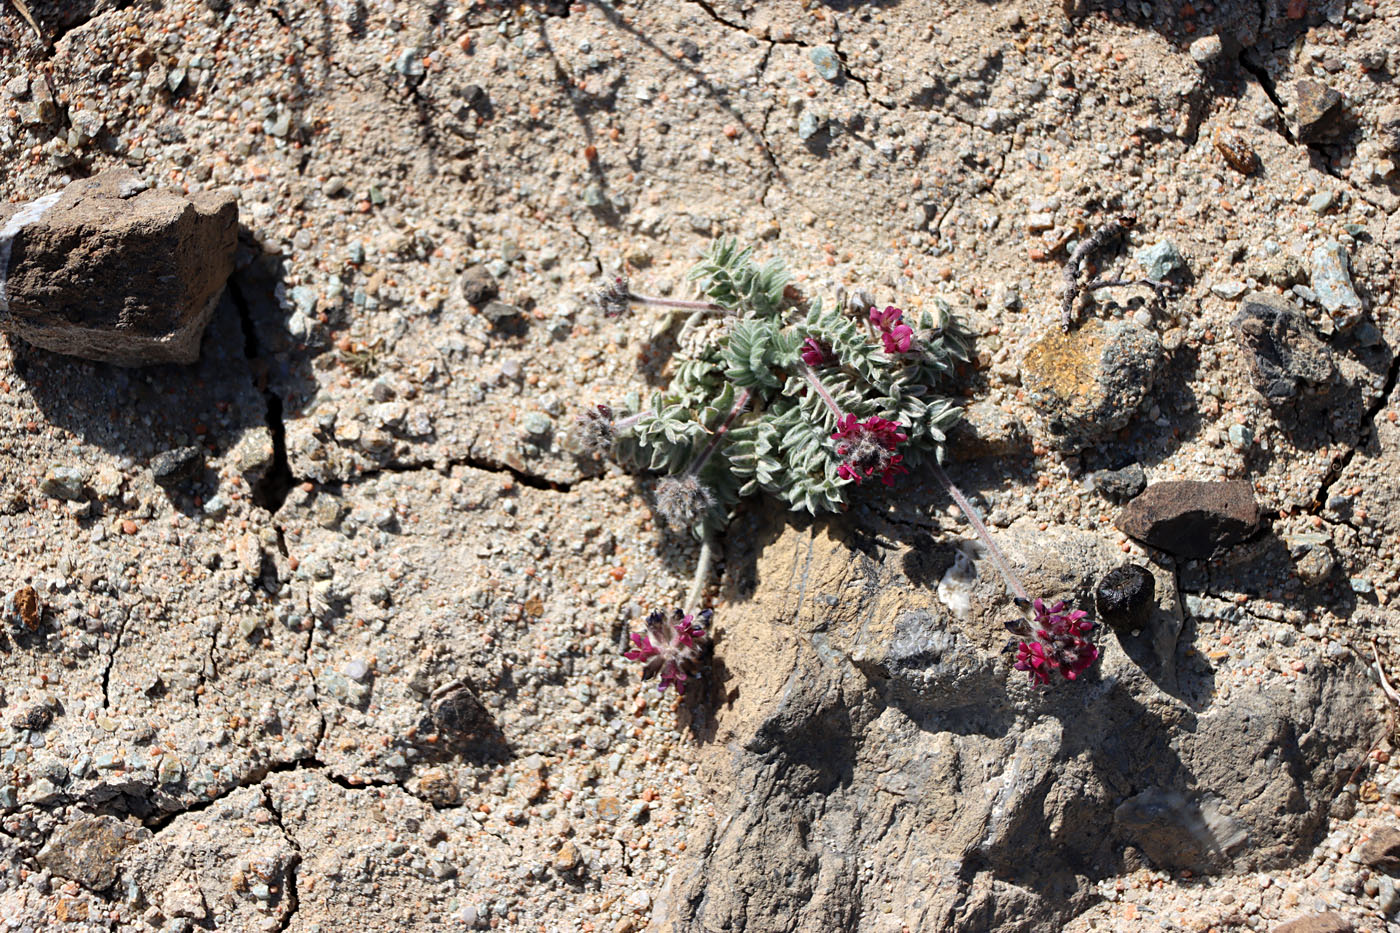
[{"xmin": 2, "ymin": 0, "xmax": 1400, "ymax": 932}]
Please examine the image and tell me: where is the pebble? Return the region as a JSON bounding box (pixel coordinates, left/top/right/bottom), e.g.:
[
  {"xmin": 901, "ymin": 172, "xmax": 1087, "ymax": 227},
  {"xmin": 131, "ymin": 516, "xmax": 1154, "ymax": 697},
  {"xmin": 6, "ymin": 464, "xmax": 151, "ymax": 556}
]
[
  {"xmin": 1309, "ymin": 240, "xmax": 1363, "ymax": 327},
  {"xmin": 797, "ymin": 111, "xmax": 824, "ymax": 141},
  {"xmin": 1295, "ymin": 80, "xmax": 1345, "ymax": 141},
  {"xmin": 522, "ymin": 413, "xmax": 553, "ymax": 437},
  {"xmin": 1136, "ymin": 240, "xmax": 1186, "ymax": 279},
  {"xmin": 1189, "ymin": 35, "xmax": 1224, "ymax": 65},
  {"xmin": 40, "ymin": 466, "xmax": 86, "ymax": 501},
  {"xmin": 808, "ymin": 47, "xmax": 841, "ymax": 81}
]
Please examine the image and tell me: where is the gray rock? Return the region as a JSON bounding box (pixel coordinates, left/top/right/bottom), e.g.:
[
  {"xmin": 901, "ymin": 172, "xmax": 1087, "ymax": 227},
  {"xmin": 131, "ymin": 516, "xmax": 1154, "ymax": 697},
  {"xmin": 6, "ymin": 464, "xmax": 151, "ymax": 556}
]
[
  {"xmin": 1295, "ymin": 545, "xmax": 1336, "ymax": 587},
  {"xmin": 1094, "ymin": 463, "xmax": 1146, "ymax": 502},
  {"xmin": 662, "ymin": 512, "xmax": 1372, "ymax": 931},
  {"xmin": 1188, "ymin": 35, "xmax": 1224, "ymax": 65},
  {"xmin": 460, "ymin": 264, "xmax": 499, "ymax": 306},
  {"xmin": 1294, "ymin": 80, "xmax": 1345, "ymax": 142},
  {"xmin": 481, "ymin": 300, "xmax": 523, "ymax": 327},
  {"xmin": 36, "ymin": 816, "xmax": 152, "ymax": 891},
  {"xmin": 809, "ymin": 46, "xmax": 841, "ymax": 81},
  {"xmin": 1116, "ymin": 480, "xmax": 1260, "ymax": 559},
  {"xmin": 40, "ymin": 465, "xmax": 86, "ymax": 500},
  {"xmin": 1310, "ymin": 240, "xmax": 1363, "ymax": 327},
  {"xmin": 1020, "ymin": 318, "xmax": 1165, "ymax": 449},
  {"xmin": 149, "ymin": 445, "xmax": 205, "ymax": 488},
  {"xmin": 1113, "ymin": 788, "xmax": 1247, "ymax": 871},
  {"xmin": 1136, "ymin": 240, "xmax": 1186, "ymax": 279},
  {"xmin": 797, "ymin": 111, "xmax": 824, "ymax": 141},
  {"xmin": 1378, "ymin": 104, "xmax": 1400, "ymax": 154},
  {"xmin": 0, "ymin": 168, "xmax": 237, "ymax": 365},
  {"xmin": 1233, "ymin": 292, "xmax": 1336, "ymax": 402}
]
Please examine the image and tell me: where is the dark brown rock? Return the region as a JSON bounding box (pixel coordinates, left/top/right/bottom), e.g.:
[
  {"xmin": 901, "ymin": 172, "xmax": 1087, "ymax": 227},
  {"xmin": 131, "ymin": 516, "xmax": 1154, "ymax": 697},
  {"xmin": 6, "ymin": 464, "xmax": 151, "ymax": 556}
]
[
  {"xmin": 459, "ymin": 263, "xmax": 499, "ymax": 306},
  {"xmin": 0, "ymin": 168, "xmax": 237, "ymax": 365},
  {"xmin": 36, "ymin": 815, "xmax": 152, "ymax": 891},
  {"xmin": 1359, "ymin": 825, "xmax": 1400, "ymax": 873},
  {"xmin": 1233, "ymin": 292, "xmax": 1336, "ymax": 402},
  {"xmin": 1096, "ymin": 564, "xmax": 1156, "ymax": 630},
  {"xmin": 1116, "ymin": 481, "xmax": 1261, "ymax": 559},
  {"xmin": 1273, "ymin": 912, "xmax": 1353, "ymax": 933},
  {"xmin": 1294, "ymin": 80, "xmax": 1345, "ymax": 142}
]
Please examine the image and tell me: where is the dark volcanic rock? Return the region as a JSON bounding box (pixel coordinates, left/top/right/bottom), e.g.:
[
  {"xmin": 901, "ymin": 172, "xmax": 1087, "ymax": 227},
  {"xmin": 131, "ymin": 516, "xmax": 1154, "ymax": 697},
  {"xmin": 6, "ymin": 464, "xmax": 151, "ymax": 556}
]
[
  {"xmin": 1096, "ymin": 564, "xmax": 1156, "ymax": 630},
  {"xmin": 0, "ymin": 168, "xmax": 236, "ymax": 365},
  {"xmin": 36, "ymin": 816, "xmax": 152, "ymax": 891},
  {"xmin": 150, "ymin": 445, "xmax": 205, "ymax": 488},
  {"xmin": 1116, "ymin": 481, "xmax": 1261, "ymax": 558},
  {"xmin": 1294, "ymin": 79, "xmax": 1345, "ymax": 142},
  {"xmin": 1095, "ymin": 463, "xmax": 1147, "ymax": 502},
  {"xmin": 459, "ymin": 263, "xmax": 499, "ymax": 306},
  {"xmin": 1233, "ymin": 292, "xmax": 1336, "ymax": 402}
]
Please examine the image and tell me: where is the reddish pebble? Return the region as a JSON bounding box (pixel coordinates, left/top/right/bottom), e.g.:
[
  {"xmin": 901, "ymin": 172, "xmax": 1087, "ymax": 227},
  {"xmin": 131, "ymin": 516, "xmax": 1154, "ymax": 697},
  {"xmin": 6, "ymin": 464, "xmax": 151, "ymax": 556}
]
[{"xmin": 121, "ymin": 520, "xmax": 137, "ymax": 535}]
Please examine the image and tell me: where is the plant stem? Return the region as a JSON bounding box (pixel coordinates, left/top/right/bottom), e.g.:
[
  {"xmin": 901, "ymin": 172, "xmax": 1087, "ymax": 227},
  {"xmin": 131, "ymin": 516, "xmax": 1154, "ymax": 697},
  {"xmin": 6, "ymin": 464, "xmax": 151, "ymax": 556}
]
[
  {"xmin": 630, "ymin": 291, "xmax": 727, "ymax": 313},
  {"xmin": 930, "ymin": 463, "xmax": 1031, "ymax": 606},
  {"xmin": 686, "ymin": 531, "xmax": 716, "ymax": 614},
  {"xmin": 688, "ymin": 388, "xmax": 752, "ymax": 475},
  {"xmin": 615, "ymin": 411, "xmax": 645, "ymax": 433},
  {"xmin": 798, "ymin": 362, "xmax": 845, "ymax": 421}
]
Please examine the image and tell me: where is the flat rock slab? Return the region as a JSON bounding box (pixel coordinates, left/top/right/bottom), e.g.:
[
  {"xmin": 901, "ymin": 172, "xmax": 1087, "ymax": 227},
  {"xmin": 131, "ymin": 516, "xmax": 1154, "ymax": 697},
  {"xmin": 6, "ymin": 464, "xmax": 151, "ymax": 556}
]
[
  {"xmin": 1116, "ymin": 480, "xmax": 1261, "ymax": 559},
  {"xmin": 0, "ymin": 168, "xmax": 236, "ymax": 365},
  {"xmin": 1233, "ymin": 292, "xmax": 1336, "ymax": 403}
]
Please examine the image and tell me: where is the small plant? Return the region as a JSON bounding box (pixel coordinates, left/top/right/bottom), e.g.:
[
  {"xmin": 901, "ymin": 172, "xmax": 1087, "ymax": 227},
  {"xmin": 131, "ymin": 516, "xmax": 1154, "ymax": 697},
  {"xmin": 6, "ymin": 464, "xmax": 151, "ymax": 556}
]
[{"xmin": 591, "ymin": 238, "xmax": 1097, "ymax": 691}]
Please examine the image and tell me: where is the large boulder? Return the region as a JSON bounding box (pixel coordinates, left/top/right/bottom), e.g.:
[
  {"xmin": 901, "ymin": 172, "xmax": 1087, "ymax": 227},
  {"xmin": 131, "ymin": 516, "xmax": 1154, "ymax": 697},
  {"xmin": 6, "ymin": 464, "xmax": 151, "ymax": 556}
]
[
  {"xmin": 0, "ymin": 168, "xmax": 237, "ymax": 365},
  {"xmin": 656, "ymin": 505, "xmax": 1374, "ymax": 933}
]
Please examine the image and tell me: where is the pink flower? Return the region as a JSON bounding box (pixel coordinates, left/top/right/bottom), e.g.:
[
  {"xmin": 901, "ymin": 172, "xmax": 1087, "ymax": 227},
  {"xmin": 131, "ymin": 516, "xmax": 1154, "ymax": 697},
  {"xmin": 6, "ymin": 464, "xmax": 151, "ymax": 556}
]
[
  {"xmin": 831, "ymin": 414, "xmax": 908, "ymax": 485},
  {"xmin": 624, "ymin": 608, "xmax": 712, "ymax": 695},
  {"xmin": 870, "ymin": 305, "xmax": 914, "ymax": 354},
  {"xmin": 800, "ymin": 337, "xmax": 834, "ymax": 367},
  {"xmin": 1014, "ymin": 599, "xmax": 1098, "ymax": 686}
]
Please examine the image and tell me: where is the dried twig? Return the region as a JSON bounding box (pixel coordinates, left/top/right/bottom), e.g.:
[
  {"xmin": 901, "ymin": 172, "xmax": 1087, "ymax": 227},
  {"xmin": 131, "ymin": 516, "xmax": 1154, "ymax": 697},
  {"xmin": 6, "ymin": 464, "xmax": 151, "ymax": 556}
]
[
  {"xmin": 1373, "ymin": 639, "xmax": 1400, "ymax": 706},
  {"xmin": 1060, "ymin": 213, "xmax": 1136, "ymax": 331},
  {"xmin": 7, "ymin": 0, "xmax": 46, "ymax": 44}
]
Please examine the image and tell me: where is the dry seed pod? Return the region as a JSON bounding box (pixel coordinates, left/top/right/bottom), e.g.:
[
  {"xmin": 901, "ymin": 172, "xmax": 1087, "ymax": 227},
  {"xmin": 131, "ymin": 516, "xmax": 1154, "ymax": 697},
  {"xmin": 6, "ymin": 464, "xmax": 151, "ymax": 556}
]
[{"xmin": 1213, "ymin": 127, "xmax": 1260, "ymax": 175}]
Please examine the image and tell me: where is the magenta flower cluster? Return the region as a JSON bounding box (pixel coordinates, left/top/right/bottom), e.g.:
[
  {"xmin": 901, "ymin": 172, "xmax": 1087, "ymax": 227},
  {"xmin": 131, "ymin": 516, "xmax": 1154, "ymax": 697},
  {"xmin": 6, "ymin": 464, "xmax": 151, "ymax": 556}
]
[
  {"xmin": 624, "ymin": 608, "xmax": 712, "ymax": 695},
  {"xmin": 870, "ymin": 306, "xmax": 914, "ymax": 354},
  {"xmin": 800, "ymin": 336, "xmax": 834, "ymax": 367},
  {"xmin": 1013, "ymin": 599, "xmax": 1098, "ymax": 686},
  {"xmin": 831, "ymin": 414, "xmax": 908, "ymax": 485}
]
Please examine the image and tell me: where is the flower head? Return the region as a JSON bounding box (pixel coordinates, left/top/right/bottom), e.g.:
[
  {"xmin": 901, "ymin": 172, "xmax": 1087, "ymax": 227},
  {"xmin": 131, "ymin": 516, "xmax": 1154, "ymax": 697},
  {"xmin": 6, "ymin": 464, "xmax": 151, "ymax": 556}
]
[
  {"xmin": 654, "ymin": 473, "xmax": 717, "ymax": 530},
  {"xmin": 624, "ymin": 608, "xmax": 712, "ymax": 694},
  {"xmin": 870, "ymin": 305, "xmax": 914, "ymax": 354},
  {"xmin": 574, "ymin": 403, "xmax": 616, "ymax": 453},
  {"xmin": 831, "ymin": 414, "xmax": 908, "ymax": 485},
  {"xmin": 594, "ymin": 275, "xmax": 632, "ymax": 317},
  {"xmin": 800, "ymin": 337, "xmax": 834, "ymax": 367},
  {"xmin": 1014, "ymin": 599, "xmax": 1098, "ymax": 686}
]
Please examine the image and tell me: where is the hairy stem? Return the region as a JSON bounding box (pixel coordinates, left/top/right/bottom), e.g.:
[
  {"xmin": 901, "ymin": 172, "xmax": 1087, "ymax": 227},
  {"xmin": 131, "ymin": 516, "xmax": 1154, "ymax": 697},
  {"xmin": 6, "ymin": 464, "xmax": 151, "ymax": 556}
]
[
  {"xmin": 931, "ymin": 463, "xmax": 1031, "ymax": 606},
  {"xmin": 798, "ymin": 362, "xmax": 845, "ymax": 420},
  {"xmin": 688, "ymin": 388, "xmax": 752, "ymax": 475},
  {"xmin": 630, "ymin": 292, "xmax": 728, "ymax": 313},
  {"xmin": 686, "ymin": 532, "xmax": 716, "ymax": 614}
]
